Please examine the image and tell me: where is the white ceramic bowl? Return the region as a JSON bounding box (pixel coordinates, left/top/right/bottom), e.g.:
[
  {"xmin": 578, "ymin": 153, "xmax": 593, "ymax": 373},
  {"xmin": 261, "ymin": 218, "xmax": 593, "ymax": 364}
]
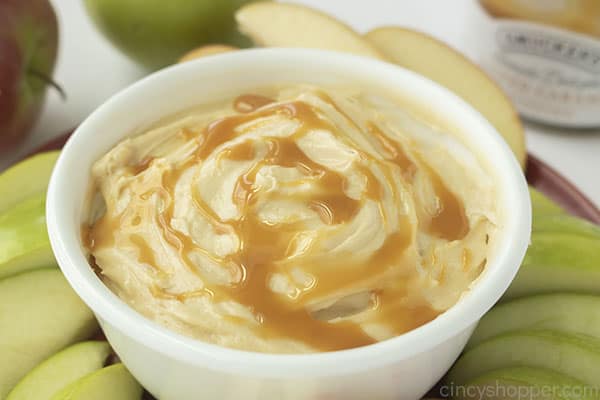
[{"xmin": 47, "ymin": 48, "xmax": 531, "ymax": 400}]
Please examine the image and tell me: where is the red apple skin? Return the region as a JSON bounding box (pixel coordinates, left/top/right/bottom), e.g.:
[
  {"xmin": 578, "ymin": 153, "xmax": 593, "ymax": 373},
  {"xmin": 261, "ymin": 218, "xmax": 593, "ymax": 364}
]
[{"xmin": 0, "ymin": 0, "xmax": 58, "ymax": 150}]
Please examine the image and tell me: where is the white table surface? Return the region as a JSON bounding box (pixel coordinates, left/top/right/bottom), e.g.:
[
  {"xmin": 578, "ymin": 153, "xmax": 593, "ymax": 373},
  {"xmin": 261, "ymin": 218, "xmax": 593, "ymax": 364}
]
[{"xmin": 10, "ymin": 0, "xmax": 600, "ymax": 206}]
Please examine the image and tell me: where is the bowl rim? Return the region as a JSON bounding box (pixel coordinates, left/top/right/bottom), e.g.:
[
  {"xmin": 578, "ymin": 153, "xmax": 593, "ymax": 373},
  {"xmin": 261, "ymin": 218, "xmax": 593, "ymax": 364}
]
[{"xmin": 46, "ymin": 48, "xmax": 531, "ymax": 378}]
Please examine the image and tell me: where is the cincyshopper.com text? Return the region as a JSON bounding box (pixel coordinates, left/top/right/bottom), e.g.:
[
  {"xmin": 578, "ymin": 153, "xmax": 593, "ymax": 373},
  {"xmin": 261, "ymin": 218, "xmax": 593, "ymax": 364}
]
[{"xmin": 441, "ymin": 382, "xmax": 600, "ymax": 400}]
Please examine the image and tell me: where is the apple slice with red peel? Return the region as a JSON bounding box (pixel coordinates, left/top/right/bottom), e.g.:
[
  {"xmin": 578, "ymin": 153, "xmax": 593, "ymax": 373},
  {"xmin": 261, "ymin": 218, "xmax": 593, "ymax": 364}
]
[
  {"xmin": 7, "ymin": 341, "xmax": 111, "ymax": 400},
  {"xmin": 235, "ymin": 2, "xmax": 385, "ymax": 60},
  {"xmin": 365, "ymin": 27, "xmax": 526, "ymax": 168},
  {"xmin": 0, "ymin": 193, "xmax": 55, "ymax": 279},
  {"xmin": 179, "ymin": 44, "xmax": 238, "ymax": 63},
  {"xmin": 0, "ymin": 150, "xmax": 59, "ymax": 213},
  {"xmin": 0, "ymin": 269, "xmax": 98, "ymax": 398},
  {"xmin": 50, "ymin": 364, "xmax": 142, "ymax": 400}
]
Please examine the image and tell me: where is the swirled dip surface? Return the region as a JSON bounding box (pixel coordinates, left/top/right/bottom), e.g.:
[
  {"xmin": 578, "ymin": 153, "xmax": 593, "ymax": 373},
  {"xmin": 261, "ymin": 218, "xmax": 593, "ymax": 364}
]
[{"xmin": 85, "ymin": 85, "xmax": 497, "ymax": 353}]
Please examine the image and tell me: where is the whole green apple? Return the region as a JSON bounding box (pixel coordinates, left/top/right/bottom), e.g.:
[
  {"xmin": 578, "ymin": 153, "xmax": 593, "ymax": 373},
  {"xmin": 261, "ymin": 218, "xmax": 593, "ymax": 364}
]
[
  {"xmin": 0, "ymin": 0, "xmax": 58, "ymax": 150},
  {"xmin": 83, "ymin": 0, "xmax": 260, "ymax": 70}
]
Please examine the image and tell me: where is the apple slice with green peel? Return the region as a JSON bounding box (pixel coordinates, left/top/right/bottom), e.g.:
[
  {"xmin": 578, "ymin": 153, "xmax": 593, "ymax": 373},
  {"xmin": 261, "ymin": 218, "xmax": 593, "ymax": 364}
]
[
  {"xmin": 0, "ymin": 269, "xmax": 98, "ymax": 398},
  {"xmin": 365, "ymin": 27, "xmax": 526, "ymax": 168},
  {"xmin": 529, "ymin": 186, "xmax": 564, "ymax": 218},
  {"xmin": 468, "ymin": 294, "xmax": 600, "ymax": 349},
  {"xmin": 0, "ymin": 193, "xmax": 55, "ymax": 279},
  {"xmin": 446, "ymin": 331, "xmax": 600, "ymax": 387},
  {"xmin": 0, "ymin": 151, "xmax": 59, "ymax": 213},
  {"xmin": 7, "ymin": 341, "xmax": 111, "ymax": 400},
  {"xmin": 532, "ymin": 214, "xmax": 600, "ymax": 238},
  {"xmin": 504, "ymin": 232, "xmax": 600, "ymax": 299},
  {"xmin": 50, "ymin": 364, "xmax": 142, "ymax": 400},
  {"xmin": 235, "ymin": 2, "xmax": 385, "ymax": 60},
  {"xmin": 456, "ymin": 367, "xmax": 597, "ymax": 400}
]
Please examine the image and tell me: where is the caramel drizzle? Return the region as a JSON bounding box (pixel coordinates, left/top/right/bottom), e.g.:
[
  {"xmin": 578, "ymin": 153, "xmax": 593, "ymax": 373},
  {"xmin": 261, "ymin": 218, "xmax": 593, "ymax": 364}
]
[
  {"xmin": 85, "ymin": 92, "xmax": 472, "ymax": 351},
  {"xmin": 192, "ymin": 101, "xmax": 376, "ymax": 350},
  {"xmin": 367, "ymin": 122, "xmax": 468, "ymax": 241}
]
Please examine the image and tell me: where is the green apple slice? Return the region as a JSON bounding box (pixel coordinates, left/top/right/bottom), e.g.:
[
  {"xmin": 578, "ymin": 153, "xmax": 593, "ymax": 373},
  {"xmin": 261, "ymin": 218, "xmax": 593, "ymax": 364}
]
[
  {"xmin": 0, "ymin": 269, "xmax": 98, "ymax": 398},
  {"xmin": 0, "ymin": 193, "xmax": 56, "ymax": 279},
  {"xmin": 7, "ymin": 341, "xmax": 111, "ymax": 400},
  {"xmin": 0, "ymin": 151, "xmax": 60, "ymax": 213},
  {"xmin": 529, "ymin": 186, "xmax": 564, "ymax": 217},
  {"xmin": 469, "ymin": 294, "xmax": 600, "ymax": 349},
  {"xmin": 504, "ymin": 232, "xmax": 600, "ymax": 300},
  {"xmin": 532, "ymin": 214, "xmax": 600, "ymax": 238},
  {"xmin": 457, "ymin": 367, "xmax": 597, "ymax": 400},
  {"xmin": 446, "ymin": 330, "xmax": 600, "ymax": 387},
  {"xmin": 50, "ymin": 364, "xmax": 142, "ymax": 400}
]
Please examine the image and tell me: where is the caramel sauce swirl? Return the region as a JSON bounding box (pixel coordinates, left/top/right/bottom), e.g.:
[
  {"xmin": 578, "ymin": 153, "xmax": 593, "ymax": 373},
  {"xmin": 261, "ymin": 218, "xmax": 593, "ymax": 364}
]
[{"xmin": 85, "ymin": 86, "xmax": 493, "ymax": 353}]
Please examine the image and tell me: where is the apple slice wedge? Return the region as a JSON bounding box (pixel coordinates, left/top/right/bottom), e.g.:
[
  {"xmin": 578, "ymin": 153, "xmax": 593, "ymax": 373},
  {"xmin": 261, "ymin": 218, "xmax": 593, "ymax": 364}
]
[
  {"xmin": 7, "ymin": 341, "xmax": 111, "ymax": 400},
  {"xmin": 365, "ymin": 27, "xmax": 526, "ymax": 168},
  {"xmin": 504, "ymin": 232, "xmax": 600, "ymax": 299},
  {"xmin": 0, "ymin": 151, "xmax": 59, "ymax": 213},
  {"xmin": 446, "ymin": 330, "xmax": 600, "ymax": 387},
  {"xmin": 0, "ymin": 269, "xmax": 98, "ymax": 398},
  {"xmin": 50, "ymin": 364, "xmax": 142, "ymax": 400},
  {"xmin": 235, "ymin": 2, "xmax": 385, "ymax": 60},
  {"xmin": 468, "ymin": 294, "xmax": 600, "ymax": 349},
  {"xmin": 0, "ymin": 193, "xmax": 55, "ymax": 279},
  {"xmin": 458, "ymin": 367, "xmax": 595, "ymax": 400}
]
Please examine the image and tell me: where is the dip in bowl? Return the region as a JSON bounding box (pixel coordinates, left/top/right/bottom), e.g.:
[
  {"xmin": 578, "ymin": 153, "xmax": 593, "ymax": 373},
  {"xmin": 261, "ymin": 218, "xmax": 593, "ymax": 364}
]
[{"xmin": 47, "ymin": 49, "xmax": 530, "ymax": 400}]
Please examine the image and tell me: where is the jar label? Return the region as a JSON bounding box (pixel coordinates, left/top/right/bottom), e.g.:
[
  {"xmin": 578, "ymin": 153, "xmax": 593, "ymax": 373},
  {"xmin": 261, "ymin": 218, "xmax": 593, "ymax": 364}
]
[{"xmin": 482, "ymin": 20, "xmax": 600, "ymax": 127}]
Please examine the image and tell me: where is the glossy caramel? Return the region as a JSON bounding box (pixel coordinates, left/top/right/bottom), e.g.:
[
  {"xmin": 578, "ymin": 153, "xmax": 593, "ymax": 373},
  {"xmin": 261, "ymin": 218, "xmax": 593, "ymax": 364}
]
[{"xmin": 86, "ymin": 92, "xmax": 472, "ymax": 351}]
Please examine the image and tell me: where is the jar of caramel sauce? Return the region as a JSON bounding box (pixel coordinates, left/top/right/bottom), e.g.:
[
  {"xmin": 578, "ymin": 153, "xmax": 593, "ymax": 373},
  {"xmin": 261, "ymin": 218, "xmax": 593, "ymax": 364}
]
[{"xmin": 477, "ymin": 0, "xmax": 600, "ymax": 127}]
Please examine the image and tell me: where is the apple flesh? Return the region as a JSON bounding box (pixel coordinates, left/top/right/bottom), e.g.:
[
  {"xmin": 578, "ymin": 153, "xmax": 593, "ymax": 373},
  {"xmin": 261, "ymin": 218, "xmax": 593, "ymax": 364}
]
[
  {"xmin": 457, "ymin": 367, "xmax": 594, "ymax": 400},
  {"xmin": 51, "ymin": 364, "xmax": 142, "ymax": 400},
  {"xmin": 447, "ymin": 330, "xmax": 600, "ymax": 387},
  {"xmin": 179, "ymin": 44, "xmax": 238, "ymax": 63},
  {"xmin": 0, "ymin": 269, "xmax": 98, "ymax": 398},
  {"xmin": 469, "ymin": 294, "xmax": 600, "ymax": 349},
  {"xmin": 7, "ymin": 341, "xmax": 111, "ymax": 400},
  {"xmin": 365, "ymin": 27, "xmax": 526, "ymax": 168},
  {"xmin": 504, "ymin": 232, "xmax": 600, "ymax": 299},
  {"xmin": 0, "ymin": 0, "xmax": 58, "ymax": 149},
  {"xmin": 235, "ymin": 2, "xmax": 385, "ymax": 60},
  {"xmin": 0, "ymin": 150, "xmax": 59, "ymax": 213},
  {"xmin": 0, "ymin": 193, "xmax": 55, "ymax": 279},
  {"xmin": 83, "ymin": 0, "xmax": 258, "ymax": 70}
]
